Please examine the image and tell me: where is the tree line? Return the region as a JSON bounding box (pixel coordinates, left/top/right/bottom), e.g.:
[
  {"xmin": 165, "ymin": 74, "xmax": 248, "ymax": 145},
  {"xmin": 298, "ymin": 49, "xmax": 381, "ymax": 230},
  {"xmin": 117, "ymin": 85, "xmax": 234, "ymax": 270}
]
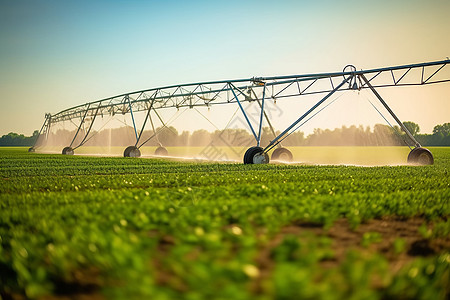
[
  {"xmin": 1, "ymin": 122, "xmax": 449, "ymax": 147},
  {"xmin": 0, "ymin": 131, "xmax": 39, "ymax": 146}
]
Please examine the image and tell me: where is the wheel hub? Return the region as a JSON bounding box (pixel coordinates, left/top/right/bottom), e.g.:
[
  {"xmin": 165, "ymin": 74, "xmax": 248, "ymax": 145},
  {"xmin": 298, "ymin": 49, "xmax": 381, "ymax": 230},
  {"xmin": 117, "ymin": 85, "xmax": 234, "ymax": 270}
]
[{"xmin": 253, "ymin": 152, "xmax": 269, "ymax": 164}]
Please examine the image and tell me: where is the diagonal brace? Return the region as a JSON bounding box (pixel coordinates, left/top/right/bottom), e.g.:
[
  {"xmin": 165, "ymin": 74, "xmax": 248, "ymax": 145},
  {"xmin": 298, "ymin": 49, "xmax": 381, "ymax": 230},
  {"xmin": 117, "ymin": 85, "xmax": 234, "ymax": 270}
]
[
  {"xmin": 69, "ymin": 104, "xmax": 91, "ymax": 148},
  {"xmin": 135, "ymin": 97, "xmax": 156, "ymax": 147},
  {"xmin": 127, "ymin": 96, "xmax": 139, "ymax": 142},
  {"xmin": 263, "ymin": 76, "xmax": 352, "ymax": 153},
  {"xmin": 73, "ymin": 104, "xmax": 102, "ymax": 150},
  {"xmin": 359, "ymin": 74, "xmax": 421, "ymax": 148},
  {"xmin": 31, "ymin": 114, "xmax": 51, "ymax": 149}
]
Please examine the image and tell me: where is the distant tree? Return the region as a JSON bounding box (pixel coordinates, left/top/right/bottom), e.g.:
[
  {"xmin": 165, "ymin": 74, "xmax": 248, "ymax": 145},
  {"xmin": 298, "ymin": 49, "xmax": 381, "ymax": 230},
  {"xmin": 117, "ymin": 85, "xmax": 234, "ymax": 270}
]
[
  {"xmin": 4, "ymin": 122, "xmax": 449, "ymax": 148},
  {"xmin": 426, "ymin": 123, "xmax": 450, "ymax": 146},
  {"xmin": 190, "ymin": 129, "xmax": 210, "ymax": 146},
  {"xmin": 373, "ymin": 124, "xmax": 395, "ymax": 146},
  {"xmin": 157, "ymin": 126, "xmax": 178, "ymax": 146},
  {"xmin": 432, "ymin": 123, "xmax": 450, "ymax": 136},
  {"xmin": 403, "ymin": 121, "xmax": 420, "ymax": 136},
  {"xmin": 178, "ymin": 131, "xmax": 190, "ymax": 146},
  {"xmin": 283, "ymin": 131, "xmax": 305, "ymax": 146},
  {"xmin": 212, "ymin": 128, "xmax": 252, "ymax": 147},
  {"xmin": 259, "ymin": 127, "xmax": 273, "ymax": 146},
  {"xmin": 30, "ymin": 130, "xmax": 40, "ymax": 145},
  {"xmin": 0, "ymin": 132, "xmax": 36, "ymax": 146}
]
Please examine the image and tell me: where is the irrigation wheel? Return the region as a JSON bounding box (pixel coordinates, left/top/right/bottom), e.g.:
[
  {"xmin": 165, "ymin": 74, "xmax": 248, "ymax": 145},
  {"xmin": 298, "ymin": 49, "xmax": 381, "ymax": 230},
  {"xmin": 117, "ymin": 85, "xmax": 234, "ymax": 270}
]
[
  {"xmin": 244, "ymin": 146, "xmax": 269, "ymax": 164},
  {"xmin": 407, "ymin": 147, "xmax": 434, "ymax": 165},
  {"xmin": 62, "ymin": 147, "xmax": 74, "ymax": 155},
  {"xmin": 155, "ymin": 146, "xmax": 168, "ymax": 156},
  {"xmin": 28, "ymin": 147, "xmax": 35, "ymax": 153},
  {"xmin": 271, "ymin": 147, "xmax": 293, "ymax": 162},
  {"xmin": 124, "ymin": 146, "xmax": 141, "ymax": 157}
]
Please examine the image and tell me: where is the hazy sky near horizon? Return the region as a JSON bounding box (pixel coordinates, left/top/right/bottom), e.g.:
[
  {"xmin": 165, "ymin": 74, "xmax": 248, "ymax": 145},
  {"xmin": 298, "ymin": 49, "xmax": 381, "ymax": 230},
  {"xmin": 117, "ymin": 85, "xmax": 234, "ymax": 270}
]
[{"xmin": 1, "ymin": 0, "xmax": 449, "ymax": 136}]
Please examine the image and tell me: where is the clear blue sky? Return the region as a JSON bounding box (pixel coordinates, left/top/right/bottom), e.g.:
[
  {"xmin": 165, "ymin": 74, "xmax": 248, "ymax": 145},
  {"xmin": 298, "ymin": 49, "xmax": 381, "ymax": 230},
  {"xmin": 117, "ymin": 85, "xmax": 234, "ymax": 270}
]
[{"xmin": 1, "ymin": 0, "xmax": 449, "ymax": 135}]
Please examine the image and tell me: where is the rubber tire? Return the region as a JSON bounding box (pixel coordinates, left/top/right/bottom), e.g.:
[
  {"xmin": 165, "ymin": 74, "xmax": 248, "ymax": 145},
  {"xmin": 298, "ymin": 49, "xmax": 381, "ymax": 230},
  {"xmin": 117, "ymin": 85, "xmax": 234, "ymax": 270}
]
[
  {"xmin": 28, "ymin": 147, "xmax": 35, "ymax": 153},
  {"xmin": 271, "ymin": 147, "xmax": 293, "ymax": 162},
  {"xmin": 123, "ymin": 146, "xmax": 133, "ymax": 157},
  {"xmin": 244, "ymin": 146, "xmax": 269, "ymax": 164},
  {"xmin": 407, "ymin": 147, "xmax": 434, "ymax": 165},
  {"xmin": 62, "ymin": 147, "xmax": 74, "ymax": 155},
  {"xmin": 124, "ymin": 146, "xmax": 141, "ymax": 157},
  {"xmin": 155, "ymin": 146, "xmax": 168, "ymax": 156}
]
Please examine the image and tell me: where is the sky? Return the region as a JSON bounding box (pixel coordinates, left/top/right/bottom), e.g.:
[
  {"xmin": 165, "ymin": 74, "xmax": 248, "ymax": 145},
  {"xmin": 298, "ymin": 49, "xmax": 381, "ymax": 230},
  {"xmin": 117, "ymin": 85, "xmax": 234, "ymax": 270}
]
[{"xmin": 0, "ymin": 0, "xmax": 449, "ymax": 136}]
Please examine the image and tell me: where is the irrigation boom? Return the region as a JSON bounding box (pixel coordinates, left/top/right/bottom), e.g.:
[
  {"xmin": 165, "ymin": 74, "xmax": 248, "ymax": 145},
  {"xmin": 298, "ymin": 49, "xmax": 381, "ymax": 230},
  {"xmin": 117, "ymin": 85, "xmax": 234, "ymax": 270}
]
[{"xmin": 31, "ymin": 59, "xmax": 450, "ymax": 165}]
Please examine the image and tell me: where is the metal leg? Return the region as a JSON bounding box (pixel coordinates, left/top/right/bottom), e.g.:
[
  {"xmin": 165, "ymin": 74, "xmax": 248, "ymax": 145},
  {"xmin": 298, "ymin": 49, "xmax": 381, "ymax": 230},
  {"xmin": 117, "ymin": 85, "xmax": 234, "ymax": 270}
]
[
  {"xmin": 135, "ymin": 99, "xmax": 155, "ymax": 147},
  {"xmin": 257, "ymin": 84, "xmax": 266, "ymax": 147},
  {"xmin": 263, "ymin": 76, "xmax": 352, "ymax": 153},
  {"xmin": 29, "ymin": 114, "xmax": 51, "ymax": 152},
  {"xmin": 127, "ymin": 96, "xmax": 139, "ymax": 142},
  {"xmin": 31, "ymin": 114, "xmax": 51, "ymax": 148},
  {"xmin": 148, "ymin": 111, "xmax": 158, "ymax": 142},
  {"xmin": 229, "ymin": 83, "xmax": 258, "ymax": 141},
  {"xmin": 43, "ymin": 117, "xmax": 51, "ymax": 143},
  {"xmin": 153, "ymin": 109, "xmax": 178, "ymax": 136},
  {"xmin": 69, "ymin": 104, "xmax": 91, "ymax": 148},
  {"xmin": 136, "ymin": 108, "xmax": 172, "ymax": 148},
  {"xmin": 359, "ymin": 74, "xmax": 421, "ymax": 148},
  {"xmin": 251, "ymin": 89, "xmax": 279, "ymax": 145},
  {"xmin": 73, "ymin": 104, "xmax": 101, "ymax": 150}
]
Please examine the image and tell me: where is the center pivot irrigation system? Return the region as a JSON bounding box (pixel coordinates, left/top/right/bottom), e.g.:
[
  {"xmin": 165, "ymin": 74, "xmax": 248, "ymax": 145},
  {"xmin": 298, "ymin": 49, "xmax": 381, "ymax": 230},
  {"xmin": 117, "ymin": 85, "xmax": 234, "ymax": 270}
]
[{"xmin": 31, "ymin": 59, "xmax": 450, "ymax": 165}]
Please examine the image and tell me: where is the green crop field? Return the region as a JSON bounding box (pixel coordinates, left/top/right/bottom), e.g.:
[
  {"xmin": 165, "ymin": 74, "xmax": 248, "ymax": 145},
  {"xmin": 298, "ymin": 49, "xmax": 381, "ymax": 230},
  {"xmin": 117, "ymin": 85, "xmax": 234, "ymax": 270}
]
[{"xmin": 1, "ymin": 147, "xmax": 449, "ymax": 300}]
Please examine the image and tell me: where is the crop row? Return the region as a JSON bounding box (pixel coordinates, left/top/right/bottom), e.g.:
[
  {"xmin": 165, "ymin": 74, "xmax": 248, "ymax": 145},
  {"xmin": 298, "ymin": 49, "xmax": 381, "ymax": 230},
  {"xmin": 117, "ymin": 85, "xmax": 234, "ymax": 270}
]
[{"xmin": 0, "ymin": 147, "xmax": 449, "ymax": 299}]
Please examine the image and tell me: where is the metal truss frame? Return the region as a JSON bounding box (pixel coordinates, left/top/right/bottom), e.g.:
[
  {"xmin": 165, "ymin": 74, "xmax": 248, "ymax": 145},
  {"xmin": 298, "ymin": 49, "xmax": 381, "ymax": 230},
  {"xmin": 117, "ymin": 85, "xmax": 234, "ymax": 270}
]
[{"xmin": 34, "ymin": 59, "xmax": 450, "ymax": 153}]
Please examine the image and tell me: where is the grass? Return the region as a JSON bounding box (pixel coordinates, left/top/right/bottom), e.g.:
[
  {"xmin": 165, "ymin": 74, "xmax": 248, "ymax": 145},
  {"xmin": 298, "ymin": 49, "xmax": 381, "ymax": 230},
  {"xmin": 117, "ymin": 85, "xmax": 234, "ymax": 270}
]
[{"xmin": 0, "ymin": 147, "xmax": 449, "ymax": 299}]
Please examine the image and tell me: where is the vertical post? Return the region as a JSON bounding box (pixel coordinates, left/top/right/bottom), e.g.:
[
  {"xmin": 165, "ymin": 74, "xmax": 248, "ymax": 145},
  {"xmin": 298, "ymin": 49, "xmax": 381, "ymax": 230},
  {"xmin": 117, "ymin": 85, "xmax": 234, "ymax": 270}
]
[{"xmin": 359, "ymin": 74, "xmax": 421, "ymax": 147}]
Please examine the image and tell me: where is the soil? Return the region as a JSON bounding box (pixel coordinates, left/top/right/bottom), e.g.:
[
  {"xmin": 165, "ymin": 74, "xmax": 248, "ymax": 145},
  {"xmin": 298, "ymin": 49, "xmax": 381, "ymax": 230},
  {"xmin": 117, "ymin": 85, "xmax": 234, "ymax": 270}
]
[
  {"xmin": 4, "ymin": 217, "xmax": 448, "ymax": 300},
  {"xmin": 251, "ymin": 216, "xmax": 450, "ymax": 292}
]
